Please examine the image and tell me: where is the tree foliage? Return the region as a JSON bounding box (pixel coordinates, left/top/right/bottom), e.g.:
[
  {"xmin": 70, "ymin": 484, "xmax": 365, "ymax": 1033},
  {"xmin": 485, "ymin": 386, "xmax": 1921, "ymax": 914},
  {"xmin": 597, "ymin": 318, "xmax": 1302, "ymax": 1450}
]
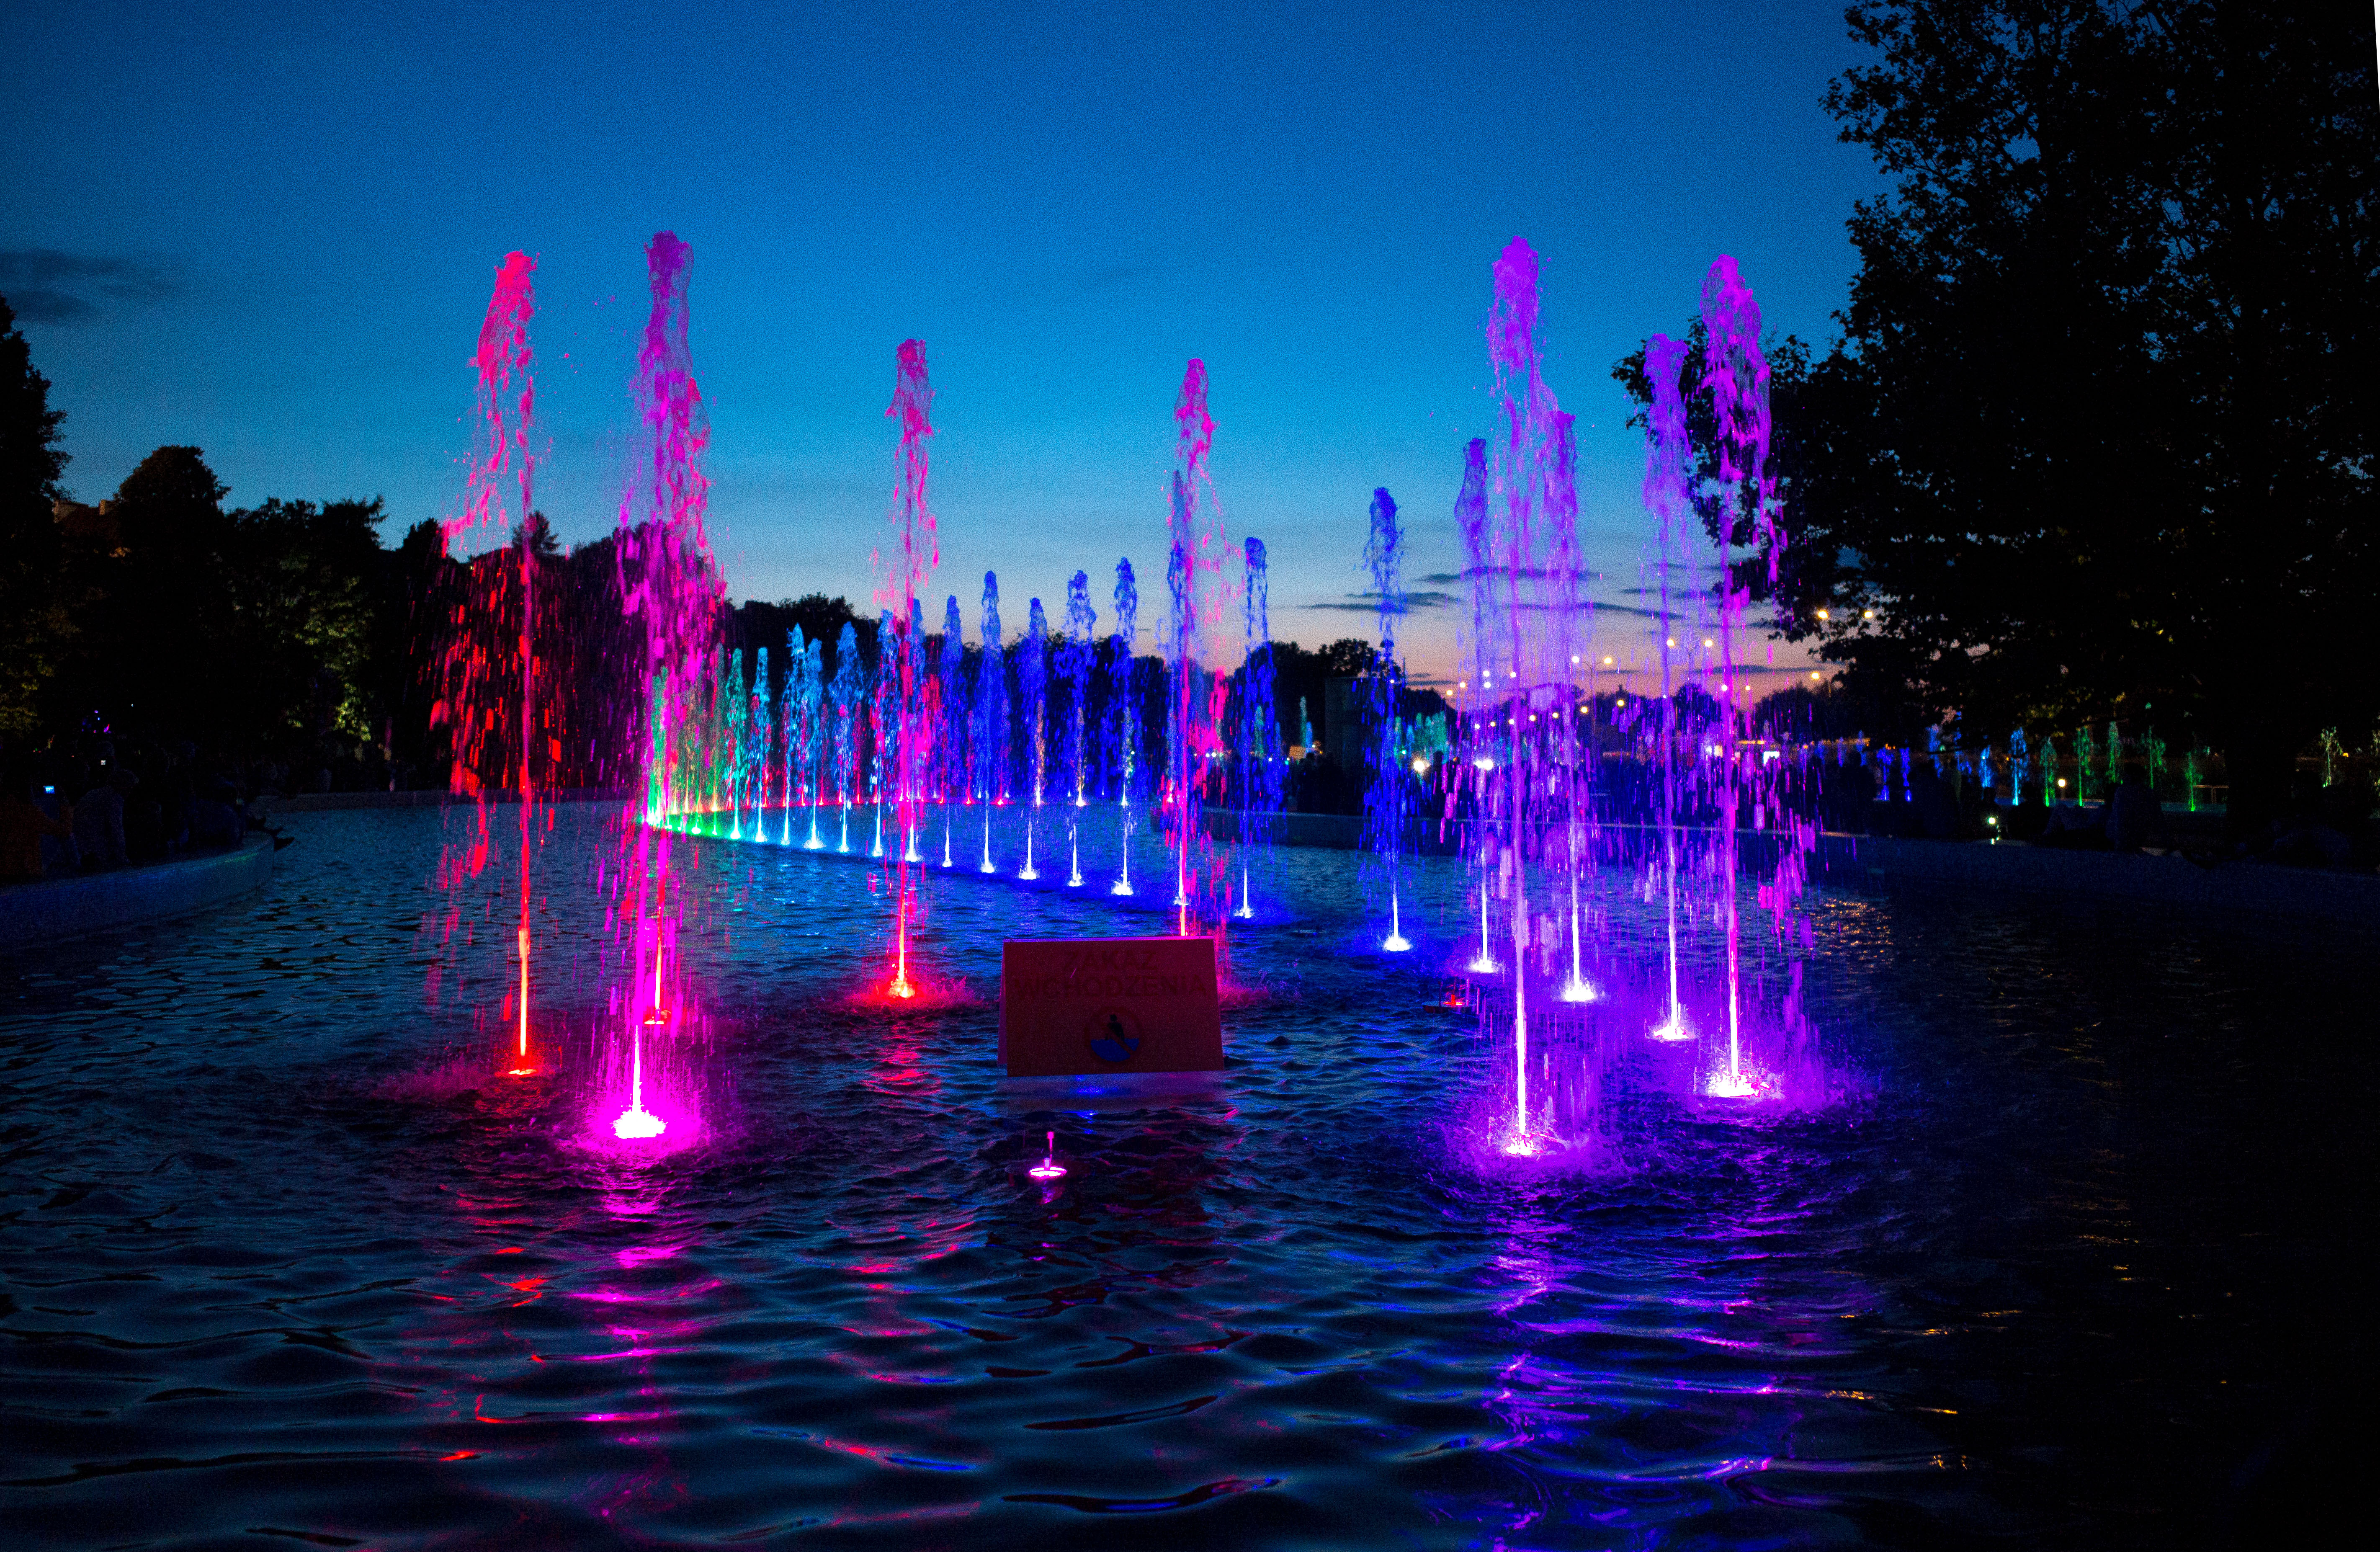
[
  {"xmin": 1623, "ymin": 0, "xmax": 2377, "ymax": 829},
  {"xmin": 0, "ymin": 297, "xmax": 74, "ymax": 734}
]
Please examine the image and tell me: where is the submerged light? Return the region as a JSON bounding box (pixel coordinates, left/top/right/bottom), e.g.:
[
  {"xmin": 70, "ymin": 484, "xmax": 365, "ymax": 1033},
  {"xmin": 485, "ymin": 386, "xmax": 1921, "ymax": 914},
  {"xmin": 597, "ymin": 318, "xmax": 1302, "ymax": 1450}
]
[{"xmin": 1028, "ymin": 1130, "xmax": 1066, "ymax": 1181}]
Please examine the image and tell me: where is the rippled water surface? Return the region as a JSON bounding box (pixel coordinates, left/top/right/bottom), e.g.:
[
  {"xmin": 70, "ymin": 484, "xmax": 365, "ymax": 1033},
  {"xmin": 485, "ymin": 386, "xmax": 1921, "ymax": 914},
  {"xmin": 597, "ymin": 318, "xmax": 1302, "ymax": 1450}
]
[{"xmin": 2, "ymin": 807, "xmax": 2367, "ymax": 1549}]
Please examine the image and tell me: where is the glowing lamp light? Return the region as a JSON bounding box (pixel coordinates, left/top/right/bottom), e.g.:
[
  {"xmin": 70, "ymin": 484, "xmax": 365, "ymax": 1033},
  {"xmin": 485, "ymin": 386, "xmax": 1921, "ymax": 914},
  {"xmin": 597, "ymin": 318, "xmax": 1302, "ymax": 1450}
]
[
  {"xmin": 1602, "ymin": 655, "xmax": 1614, "ymax": 666},
  {"xmin": 613, "ymin": 1106, "xmax": 667, "ymax": 1140},
  {"xmin": 1472, "ymin": 756, "xmax": 1497, "ymax": 771},
  {"xmin": 1027, "ymin": 1130, "xmax": 1066, "ymax": 1181},
  {"xmin": 1705, "ymin": 1070, "xmax": 1758, "ymax": 1100},
  {"xmin": 1816, "ymin": 608, "xmax": 1831, "ymax": 620},
  {"xmin": 1410, "ymin": 755, "xmax": 1430, "ymax": 774}
]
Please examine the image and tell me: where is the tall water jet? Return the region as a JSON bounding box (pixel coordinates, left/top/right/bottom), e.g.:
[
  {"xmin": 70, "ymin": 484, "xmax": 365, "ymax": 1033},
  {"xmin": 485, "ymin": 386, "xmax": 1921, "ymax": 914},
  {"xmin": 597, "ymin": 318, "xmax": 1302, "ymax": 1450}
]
[
  {"xmin": 1454, "ymin": 438, "xmax": 1499, "ymax": 979},
  {"xmin": 881, "ymin": 341, "xmax": 937, "ymax": 994},
  {"xmin": 1484, "ymin": 237, "xmax": 1560, "ymax": 1148},
  {"xmin": 1109, "ymin": 559, "xmax": 1139, "ymax": 895},
  {"xmin": 616, "ymin": 231, "xmax": 724, "ymax": 1142},
  {"xmin": 869, "ymin": 612, "xmax": 891, "ymax": 858},
  {"xmin": 721, "ymin": 648, "xmax": 747, "ymax": 837},
  {"xmin": 832, "ymin": 622, "xmax": 861, "ymax": 853},
  {"xmin": 1698, "ymin": 255, "xmax": 1773, "ymax": 1098},
  {"xmin": 1162, "ymin": 361, "xmax": 1229, "ymax": 939},
  {"xmin": 796, "ymin": 629, "xmax": 824, "ymax": 848},
  {"xmin": 977, "ymin": 574, "xmax": 1004, "ymax": 872},
  {"xmin": 1363, "ymin": 490, "xmax": 1412, "ymax": 951},
  {"xmin": 939, "ymin": 596, "xmax": 966, "ymax": 865},
  {"xmin": 461, "ymin": 253, "xmax": 537, "ymax": 1074},
  {"xmin": 1643, "ymin": 334, "xmax": 1694, "ymax": 1044},
  {"xmin": 1062, "ymin": 571, "xmax": 1096, "ymax": 887},
  {"xmin": 1542, "ymin": 412, "xmax": 1598, "ymax": 1004},
  {"xmin": 1019, "ymin": 598, "xmax": 1047, "ymax": 879},
  {"xmin": 1236, "ymin": 536, "xmax": 1277, "ymax": 920}
]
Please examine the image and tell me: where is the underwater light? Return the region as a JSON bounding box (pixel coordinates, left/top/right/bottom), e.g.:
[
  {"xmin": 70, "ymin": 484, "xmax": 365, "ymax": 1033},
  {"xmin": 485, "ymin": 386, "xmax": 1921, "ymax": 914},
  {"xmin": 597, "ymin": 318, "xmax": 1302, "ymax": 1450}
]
[
  {"xmin": 1558, "ymin": 977, "xmax": 1599, "ymax": 1003},
  {"xmin": 1028, "ymin": 1130, "xmax": 1066, "ymax": 1180},
  {"xmin": 613, "ymin": 1106, "xmax": 666, "ymax": 1140},
  {"xmin": 1383, "ymin": 933, "xmax": 1413, "ymax": 952},
  {"xmin": 1704, "ymin": 1069, "xmax": 1757, "ymax": 1099},
  {"xmin": 1649, "ymin": 1010, "xmax": 1693, "ymax": 1043},
  {"xmin": 1499, "ymin": 1132, "xmax": 1540, "ymax": 1158}
]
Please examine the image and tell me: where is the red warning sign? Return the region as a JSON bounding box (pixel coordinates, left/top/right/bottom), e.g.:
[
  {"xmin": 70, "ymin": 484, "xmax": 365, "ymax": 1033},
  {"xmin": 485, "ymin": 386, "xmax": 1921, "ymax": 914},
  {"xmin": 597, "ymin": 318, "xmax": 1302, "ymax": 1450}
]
[{"xmin": 999, "ymin": 936, "xmax": 1225, "ymax": 1078}]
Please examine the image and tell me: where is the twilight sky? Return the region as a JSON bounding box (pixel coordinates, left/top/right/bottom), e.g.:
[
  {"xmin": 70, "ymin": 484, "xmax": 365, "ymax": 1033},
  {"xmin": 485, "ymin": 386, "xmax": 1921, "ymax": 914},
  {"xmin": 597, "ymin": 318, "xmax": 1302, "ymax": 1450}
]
[{"xmin": 3, "ymin": 1, "xmax": 1883, "ymax": 689}]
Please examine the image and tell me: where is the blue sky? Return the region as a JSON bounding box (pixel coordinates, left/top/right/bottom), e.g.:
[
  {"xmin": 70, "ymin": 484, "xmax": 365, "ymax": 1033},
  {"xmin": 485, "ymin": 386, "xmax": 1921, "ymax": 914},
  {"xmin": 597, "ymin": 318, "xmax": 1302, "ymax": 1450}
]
[{"xmin": 4, "ymin": 1, "xmax": 1883, "ymax": 687}]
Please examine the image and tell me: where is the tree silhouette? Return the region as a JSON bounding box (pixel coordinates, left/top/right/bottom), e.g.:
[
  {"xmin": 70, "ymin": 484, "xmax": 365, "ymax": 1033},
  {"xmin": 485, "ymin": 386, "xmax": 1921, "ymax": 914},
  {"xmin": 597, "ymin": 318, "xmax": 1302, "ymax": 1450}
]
[
  {"xmin": 1623, "ymin": 1, "xmax": 2377, "ymax": 836},
  {"xmin": 0, "ymin": 296, "xmax": 73, "ymax": 736}
]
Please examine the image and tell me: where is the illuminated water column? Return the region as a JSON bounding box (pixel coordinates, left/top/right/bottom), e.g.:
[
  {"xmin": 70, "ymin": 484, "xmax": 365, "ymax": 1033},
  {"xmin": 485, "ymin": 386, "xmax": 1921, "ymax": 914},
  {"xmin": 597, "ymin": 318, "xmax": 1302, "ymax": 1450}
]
[
  {"xmin": 1699, "ymin": 255, "xmax": 1776, "ymax": 1098},
  {"xmin": 614, "ymin": 229, "xmax": 726, "ymax": 1142},
  {"xmin": 977, "ymin": 574, "xmax": 1003, "ymax": 873},
  {"xmin": 1237, "ymin": 536, "xmax": 1277, "ymax": 921},
  {"xmin": 882, "ymin": 339, "xmax": 937, "ymax": 995},
  {"xmin": 1019, "ymin": 598, "xmax": 1046, "ymax": 879},
  {"xmin": 1062, "ymin": 571, "xmax": 1096, "ymax": 887},
  {"xmin": 1109, "ymin": 559, "xmax": 1139, "ymax": 896},
  {"xmin": 1363, "ymin": 489, "xmax": 1410, "ymax": 951},
  {"xmin": 1643, "ymin": 333, "xmax": 1694, "ymax": 1044}
]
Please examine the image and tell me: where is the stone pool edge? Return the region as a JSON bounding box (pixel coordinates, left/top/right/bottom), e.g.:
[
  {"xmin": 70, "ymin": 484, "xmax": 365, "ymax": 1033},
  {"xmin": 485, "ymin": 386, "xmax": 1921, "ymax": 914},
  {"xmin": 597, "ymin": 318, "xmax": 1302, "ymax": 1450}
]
[{"xmin": 0, "ymin": 836, "xmax": 276, "ymax": 948}]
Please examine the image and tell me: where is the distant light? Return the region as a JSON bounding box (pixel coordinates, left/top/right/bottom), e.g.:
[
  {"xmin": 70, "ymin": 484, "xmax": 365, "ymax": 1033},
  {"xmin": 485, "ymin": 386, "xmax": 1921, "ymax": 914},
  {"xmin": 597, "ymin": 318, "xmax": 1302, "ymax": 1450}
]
[
  {"xmin": 1473, "ymin": 756, "xmax": 1497, "ymax": 771},
  {"xmin": 1809, "ymin": 672, "xmax": 1821, "ymax": 681},
  {"xmin": 1703, "ymin": 639, "xmax": 1714, "ymax": 649},
  {"xmin": 1411, "ymin": 756, "xmax": 1430, "ymax": 773},
  {"xmin": 2056, "ymin": 777, "xmax": 2068, "ymax": 789},
  {"xmin": 1816, "ymin": 608, "xmax": 1831, "ymax": 620},
  {"xmin": 1601, "ymin": 655, "xmax": 1614, "ymax": 666},
  {"xmin": 1863, "ymin": 609, "xmax": 1875, "ymax": 620}
]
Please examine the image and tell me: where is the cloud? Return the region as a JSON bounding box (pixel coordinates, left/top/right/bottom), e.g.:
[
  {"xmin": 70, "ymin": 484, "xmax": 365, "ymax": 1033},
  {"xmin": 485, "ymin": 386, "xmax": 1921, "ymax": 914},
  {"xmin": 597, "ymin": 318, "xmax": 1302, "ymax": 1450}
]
[
  {"xmin": 1296, "ymin": 589, "xmax": 1462, "ymax": 614},
  {"xmin": 0, "ymin": 250, "xmax": 182, "ymax": 323},
  {"xmin": 1414, "ymin": 567, "xmax": 1602, "ymax": 585}
]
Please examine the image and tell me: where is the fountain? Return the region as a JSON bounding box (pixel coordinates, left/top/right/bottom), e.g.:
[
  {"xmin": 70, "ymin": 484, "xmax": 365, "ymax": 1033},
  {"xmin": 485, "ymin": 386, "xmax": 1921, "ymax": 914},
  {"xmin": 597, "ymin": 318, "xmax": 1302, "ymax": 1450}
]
[
  {"xmin": 434, "ymin": 250, "xmax": 538, "ymax": 1075},
  {"xmin": 1643, "ymin": 333, "xmax": 1694, "ymax": 1044},
  {"xmin": 1061, "ymin": 571, "xmax": 1096, "ymax": 887},
  {"xmin": 1236, "ymin": 536, "xmax": 1277, "ymax": 921},
  {"xmin": 1363, "ymin": 488, "xmax": 1412, "ymax": 951},
  {"xmin": 1161, "ymin": 361, "xmax": 1228, "ymax": 940},
  {"xmin": 1108, "ymin": 558, "xmax": 1139, "ymax": 897},
  {"xmin": 977, "ymin": 573, "xmax": 1003, "ymax": 873},
  {"xmin": 610, "ymin": 229, "xmax": 725, "ymax": 1145},
  {"xmin": 881, "ymin": 340, "xmax": 937, "ymax": 995},
  {"xmin": 1018, "ymin": 598, "xmax": 1046, "ymax": 879}
]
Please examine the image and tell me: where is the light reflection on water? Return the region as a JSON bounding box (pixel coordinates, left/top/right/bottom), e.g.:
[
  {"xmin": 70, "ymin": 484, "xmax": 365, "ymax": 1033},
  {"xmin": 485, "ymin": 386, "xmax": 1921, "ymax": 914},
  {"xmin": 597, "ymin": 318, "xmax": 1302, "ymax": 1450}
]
[{"xmin": 0, "ymin": 806, "xmax": 2365, "ymax": 1548}]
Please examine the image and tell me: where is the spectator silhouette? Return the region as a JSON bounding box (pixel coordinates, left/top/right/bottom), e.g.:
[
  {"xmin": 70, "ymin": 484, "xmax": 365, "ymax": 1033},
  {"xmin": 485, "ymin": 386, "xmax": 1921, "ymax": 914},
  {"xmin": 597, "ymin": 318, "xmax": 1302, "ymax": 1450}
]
[
  {"xmin": 72, "ymin": 765, "xmax": 129, "ymax": 867},
  {"xmin": 0, "ymin": 758, "xmax": 74, "ymax": 882}
]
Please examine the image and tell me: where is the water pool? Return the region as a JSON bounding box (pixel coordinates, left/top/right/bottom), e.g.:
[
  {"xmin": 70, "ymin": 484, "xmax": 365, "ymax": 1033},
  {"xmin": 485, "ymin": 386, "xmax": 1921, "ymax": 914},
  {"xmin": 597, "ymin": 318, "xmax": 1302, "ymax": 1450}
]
[{"xmin": 1, "ymin": 807, "xmax": 2365, "ymax": 1549}]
